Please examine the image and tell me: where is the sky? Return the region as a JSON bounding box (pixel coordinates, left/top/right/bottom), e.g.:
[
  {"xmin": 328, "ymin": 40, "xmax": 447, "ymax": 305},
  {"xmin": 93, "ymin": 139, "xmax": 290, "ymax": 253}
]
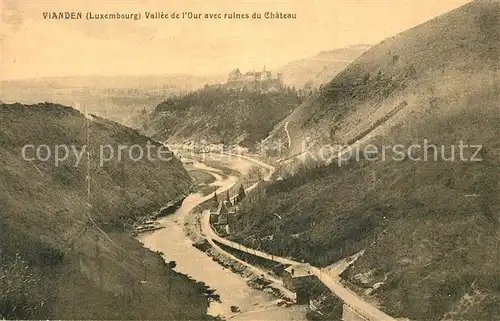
[{"xmin": 2, "ymin": 0, "xmax": 472, "ymax": 79}]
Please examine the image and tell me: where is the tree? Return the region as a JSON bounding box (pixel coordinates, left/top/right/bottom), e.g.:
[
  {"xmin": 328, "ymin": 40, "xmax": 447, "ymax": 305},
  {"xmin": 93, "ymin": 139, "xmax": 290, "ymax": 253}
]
[
  {"xmin": 226, "ymin": 191, "xmax": 231, "ymax": 205},
  {"xmin": 303, "ymin": 80, "xmax": 314, "ymax": 92},
  {"xmin": 212, "ymin": 192, "xmax": 218, "ymax": 207},
  {"xmin": 167, "ymin": 261, "xmax": 177, "ymax": 269},
  {"xmin": 237, "ymin": 185, "xmax": 246, "ymax": 203},
  {"xmin": 362, "ymin": 72, "xmax": 370, "ymax": 84},
  {"xmin": 248, "ymin": 166, "xmax": 262, "ymax": 182}
]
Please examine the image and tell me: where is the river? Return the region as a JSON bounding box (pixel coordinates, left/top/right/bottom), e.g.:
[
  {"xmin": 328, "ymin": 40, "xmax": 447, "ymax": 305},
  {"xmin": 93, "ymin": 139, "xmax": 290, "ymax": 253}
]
[{"xmin": 137, "ymin": 155, "xmax": 307, "ymax": 320}]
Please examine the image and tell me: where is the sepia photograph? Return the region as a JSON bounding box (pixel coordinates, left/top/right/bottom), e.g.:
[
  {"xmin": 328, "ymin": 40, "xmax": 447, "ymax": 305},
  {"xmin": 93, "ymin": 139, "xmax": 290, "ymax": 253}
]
[{"xmin": 1, "ymin": 0, "xmax": 499, "ymax": 320}]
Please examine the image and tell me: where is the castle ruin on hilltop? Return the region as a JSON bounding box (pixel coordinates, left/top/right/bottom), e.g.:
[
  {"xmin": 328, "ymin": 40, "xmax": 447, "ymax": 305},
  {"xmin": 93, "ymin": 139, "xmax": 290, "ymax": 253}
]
[{"xmin": 224, "ymin": 66, "xmax": 283, "ymax": 92}]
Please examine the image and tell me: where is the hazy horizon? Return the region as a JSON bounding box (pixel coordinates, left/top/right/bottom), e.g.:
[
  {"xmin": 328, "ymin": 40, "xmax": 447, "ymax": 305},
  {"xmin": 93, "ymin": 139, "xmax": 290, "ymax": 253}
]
[{"xmin": 2, "ymin": 0, "xmax": 472, "ymax": 80}]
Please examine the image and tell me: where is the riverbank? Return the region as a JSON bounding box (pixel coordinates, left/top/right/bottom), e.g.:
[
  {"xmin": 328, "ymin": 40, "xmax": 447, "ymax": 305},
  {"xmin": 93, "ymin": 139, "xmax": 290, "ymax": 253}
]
[
  {"xmin": 186, "ymin": 207, "xmax": 296, "ymax": 303},
  {"xmin": 58, "ymin": 230, "xmax": 215, "ymax": 319},
  {"xmin": 186, "ymin": 157, "xmax": 312, "ymax": 319},
  {"xmin": 187, "ymin": 213, "xmax": 309, "ymax": 321},
  {"xmin": 139, "ymin": 154, "xmax": 307, "ymax": 320}
]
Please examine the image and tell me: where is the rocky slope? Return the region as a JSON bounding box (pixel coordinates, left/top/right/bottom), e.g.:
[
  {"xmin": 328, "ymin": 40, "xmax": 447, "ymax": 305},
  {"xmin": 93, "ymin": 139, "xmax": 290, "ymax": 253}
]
[{"xmin": 0, "ymin": 102, "xmax": 213, "ymax": 319}]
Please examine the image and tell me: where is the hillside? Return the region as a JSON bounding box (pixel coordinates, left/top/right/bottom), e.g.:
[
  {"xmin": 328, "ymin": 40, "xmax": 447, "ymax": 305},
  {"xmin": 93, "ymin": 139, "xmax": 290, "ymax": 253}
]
[
  {"xmin": 0, "ymin": 103, "xmax": 212, "ymax": 319},
  {"xmin": 230, "ymin": 1, "xmax": 500, "ymax": 320},
  {"xmin": 277, "ymin": 45, "xmax": 371, "ymax": 90},
  {"xmin": 144, "ymin": 86, "xmax": 303, "ymax": 146},
  {"xmin": 264, "ymin": 0, "xmax": 499, "ymax": 162}
]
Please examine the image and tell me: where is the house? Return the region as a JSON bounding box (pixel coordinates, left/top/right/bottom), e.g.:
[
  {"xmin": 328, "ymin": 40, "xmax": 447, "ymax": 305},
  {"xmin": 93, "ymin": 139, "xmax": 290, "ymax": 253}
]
[
  {"xmin": 181, "ymin": 158, "xmax": 193, "ymax": 165},
  {"xmin": 209, "ymin": 201, "xmax": 224, "ymax": 225},
  {"xmin": 209, "ymin": 200, "xmax": 236, "ymax": 226},
  {"xmin": 207, "ymin": 143, "xmax": 224, "ymax": 153},
  {"xmin": 231, "ymin": 145, "xmax": 249, "ymax": 154},
  {"xmin": 282, "ymin": 263, "xmax": 316, "ymax": 304}
]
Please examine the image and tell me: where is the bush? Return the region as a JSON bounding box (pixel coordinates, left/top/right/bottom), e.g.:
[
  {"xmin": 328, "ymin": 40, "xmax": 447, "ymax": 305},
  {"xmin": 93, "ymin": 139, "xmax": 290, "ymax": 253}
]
[{"xmin": 0, "ymin": 253, "xmax": 48, "ymax": 319}]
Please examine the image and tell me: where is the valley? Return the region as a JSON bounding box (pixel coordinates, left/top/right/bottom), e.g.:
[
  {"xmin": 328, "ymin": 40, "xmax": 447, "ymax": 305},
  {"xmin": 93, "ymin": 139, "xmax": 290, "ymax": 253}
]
[{"xmin": 2, "ymin": 1, "xmax": 498, "ymax": 319}]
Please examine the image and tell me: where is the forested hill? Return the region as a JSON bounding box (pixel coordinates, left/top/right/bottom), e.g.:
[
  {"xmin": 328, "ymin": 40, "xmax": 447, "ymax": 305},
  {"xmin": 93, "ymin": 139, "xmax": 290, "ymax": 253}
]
[{"xmin": 144, "ymin": 86, "xmax": 303, "ymax": 147}]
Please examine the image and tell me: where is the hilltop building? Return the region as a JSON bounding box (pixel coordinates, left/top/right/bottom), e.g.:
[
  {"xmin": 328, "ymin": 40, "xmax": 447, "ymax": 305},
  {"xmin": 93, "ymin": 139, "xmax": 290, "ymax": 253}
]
[{"xmin": 225, "ymin": 66, "xmax": 283, "ymax": 92}]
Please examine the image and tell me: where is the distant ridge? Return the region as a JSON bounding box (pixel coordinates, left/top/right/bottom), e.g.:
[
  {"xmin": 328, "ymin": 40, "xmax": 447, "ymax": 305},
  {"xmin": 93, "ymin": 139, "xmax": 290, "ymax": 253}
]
[{"xmin": 277, "ymin": 45, "xmax": 371, "ymax": 89}]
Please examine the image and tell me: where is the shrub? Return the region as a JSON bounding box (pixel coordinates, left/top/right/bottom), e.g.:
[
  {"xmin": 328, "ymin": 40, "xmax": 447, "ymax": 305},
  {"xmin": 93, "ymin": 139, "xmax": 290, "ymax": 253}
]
[{"xmin": 0, "ymin": 253, "xmax": 48, "ymax": 319}]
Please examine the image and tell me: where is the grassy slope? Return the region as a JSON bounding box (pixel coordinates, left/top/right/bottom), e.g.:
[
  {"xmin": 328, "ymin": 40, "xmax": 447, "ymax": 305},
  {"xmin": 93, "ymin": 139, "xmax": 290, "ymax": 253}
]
[
  {"xmin": 265, "ymin": 0, "xmax": 499, "ymax": 159},
  {"xmin": 145, "ymin": 87, "xmax": 303, "ymax": 146},
  {"xmin": 0, "ymin": 103, "xmax": 211, "ymax": 319},
  {"xmin": 233, "ymin": 85, "xmax": 500, "ymax": 321},
  {"xmin": 231, "ymin": 1, "xmax": 500, "ymax": 320}
]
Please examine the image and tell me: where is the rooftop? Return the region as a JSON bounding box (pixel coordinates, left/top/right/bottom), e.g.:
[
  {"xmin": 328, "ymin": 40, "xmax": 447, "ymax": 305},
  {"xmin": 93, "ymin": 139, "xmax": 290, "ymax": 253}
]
[
  {"xmin": 210, "ymin": 200, "xmax": 235, "ymax": 215},
  {"xmin": 285, "ymin": 263, "xmax": 314, "ymax": 278}
]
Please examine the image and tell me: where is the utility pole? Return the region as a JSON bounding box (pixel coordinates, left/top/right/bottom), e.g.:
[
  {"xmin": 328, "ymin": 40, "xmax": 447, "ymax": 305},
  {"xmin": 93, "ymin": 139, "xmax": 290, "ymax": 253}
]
[
  {"xmin": 94, "ymin": 234, "xmax": 103, "ymax": 290},
  {"xmin": 140, "ymin": 247, "xmax": 149, "ymax": 284},
  {"xmin": 368, "ymin": 170, "xmax": 377, "ymax": 191},
  {"xmin": 272, "ymin": 213, "xmax": 282, "ymax": 259},
  {"xmin": 167, "ymin": 270, "xmax": 174, "ymax": 301}
]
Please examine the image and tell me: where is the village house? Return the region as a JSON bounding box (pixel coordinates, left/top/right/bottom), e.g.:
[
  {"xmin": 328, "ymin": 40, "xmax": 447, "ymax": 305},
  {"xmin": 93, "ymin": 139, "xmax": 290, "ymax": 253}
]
[
  {"xmin": 282, "ymin": 263, "xmax": 317, "ymax": 304},
  {"xmin": 231, "ymin": 145, "xmax": 249, "ymax": 154},
  {"xmin": 209, "ymin": 200, "xmax": 236, "ymax": 234},
  {"xmin": 206, "ymin": 143, "xmax": 225, "ymax": 153}
]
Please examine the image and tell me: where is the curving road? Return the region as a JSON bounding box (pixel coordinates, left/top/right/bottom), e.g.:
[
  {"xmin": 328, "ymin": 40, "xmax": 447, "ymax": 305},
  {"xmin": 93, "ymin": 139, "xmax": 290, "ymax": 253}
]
[
  {"xmin": 200, "ymin": 153, "xmax": 397, "ymax": 321},
  {"xmin": 284, "ymin": 121, "xmax": 292, "ymax": 149},
  {"xmin": 222, "ymin": 152, "xmax": 275, "ymax": 181}
]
